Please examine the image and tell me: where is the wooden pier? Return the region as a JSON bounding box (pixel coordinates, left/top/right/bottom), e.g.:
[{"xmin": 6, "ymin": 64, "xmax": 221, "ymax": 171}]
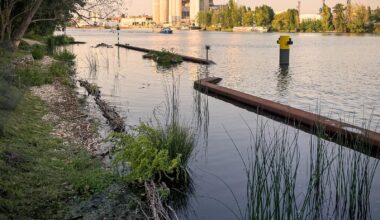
[
  {"xmin": 194, "ymin": 77, "xmax": 380, "ymax": 150},
  {"xmin": 115, "ymin": 44, "xmax": 216, "ymax": 65}
]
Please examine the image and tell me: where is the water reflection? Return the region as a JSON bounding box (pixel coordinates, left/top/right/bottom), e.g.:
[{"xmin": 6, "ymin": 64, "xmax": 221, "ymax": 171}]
[{"xmin": 276, "ymin": 66, "xmax": 291, "ymax": 97}]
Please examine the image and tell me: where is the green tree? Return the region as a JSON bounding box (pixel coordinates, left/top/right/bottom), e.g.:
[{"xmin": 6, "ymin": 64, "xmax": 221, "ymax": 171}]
[
  {"xmin": 287, "ymin": 9, "xmax": 299, "ymax": 31},
  {"xmin": 299, "ymin": 19, "xmax": 323, "ymax": 32},
  {"xmin": 321, "ymin": 4, "xmax": 333, "ymax": 31},
  {"xmin": 197, "ymin": 11, "xmax": 211, "ymax": 28},
  {"xmin": 242, "ymin": 10, "xmax": 254, "ymax": 26},
  {"xmin": 254, "ymin": 5, "xmax": 275, "ymax": 27},
  {"xmin": 370, "ymin": 7, "xmax": 380, "ymax": 22},
  {"xmin": 0, "ymin": 0, "xmax": 44, "ymax": 50},
  {"xmin": 211, "ymin": 11, "xmax": 220, "ymax": 27},
  {"xmin": 0, "ymin": 0, "xmax": 126, "ymax": 50},
  {"xmin": 27, "ymin": 0, "xmax": 86, "ymax": 36},
  {"xmin": 271, "ymin": 9, "xmax": 299, "ymax": 32},
  {"xmin": 347, "ymin": 4, "xmax": 370, "ymax": 33},
  {"xmin": 333, "ymin": 3, "xmax": 346, "ymax": 32},
  {"xmin": 229, "ymin": 0, "xmax": 241, "ymax": 27},
  {"xmin": 271, "ymin": 12, "xmax": 288, "ymax": 31}
]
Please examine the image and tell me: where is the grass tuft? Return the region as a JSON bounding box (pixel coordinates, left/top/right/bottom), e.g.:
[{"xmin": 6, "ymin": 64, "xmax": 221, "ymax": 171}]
[
  {"xmin": 143, "ymin": 49, "xmax": 183, "ymax": 68},
  {"xmin": 15, "ymin": 62, "xmax": 71, "ymax": 86},
  {"xmin": 54, "ymin": 49, "xmax": 76, "ymax": 62},
  {"xmin": 31, "ymin": 45, "xmax": 45, "ymax": 60}
]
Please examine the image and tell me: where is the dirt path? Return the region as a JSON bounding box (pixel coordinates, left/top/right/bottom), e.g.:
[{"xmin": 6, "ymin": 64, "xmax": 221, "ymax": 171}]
[{"xmin": 22, "ymin": 38, "xmax": 45, "ymax": 46}]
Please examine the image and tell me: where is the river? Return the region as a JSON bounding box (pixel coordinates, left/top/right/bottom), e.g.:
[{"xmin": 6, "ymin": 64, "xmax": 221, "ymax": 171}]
[{"xmin": 66, "ymin": 29, "xmax": 380, "ymax": 219}]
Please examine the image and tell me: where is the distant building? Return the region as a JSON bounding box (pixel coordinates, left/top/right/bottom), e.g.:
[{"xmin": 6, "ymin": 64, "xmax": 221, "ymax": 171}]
[
  {"xmin": 120, "ymin": 16, "xmax": 153, "ymax": 28},
  {"xmin": 300, "ymin": 14, "xmax": 321, "ymax": 21},
  {"xmin": 153, "ymin": 0, "xmax": 213, "ymax": 25},
  {"xmin": 210, "ymin": 4, "xmax": 224, "ymax": 11}
]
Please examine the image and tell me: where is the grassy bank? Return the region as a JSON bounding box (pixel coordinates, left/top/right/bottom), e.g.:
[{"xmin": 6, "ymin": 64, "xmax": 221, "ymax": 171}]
[
  {"xmin": 0, "ymin": 45, "xmax": 116, "ymax": 219},
  {"xmin": 0, "ymin": 93, "xmax": 114, "ymax": 219}
]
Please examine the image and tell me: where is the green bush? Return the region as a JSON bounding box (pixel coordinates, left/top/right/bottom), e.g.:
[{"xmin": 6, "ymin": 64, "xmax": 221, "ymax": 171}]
[
  {"xmin": 53, "ymin": 49, "xmax": 76, "ymax": 62},
  {"xmin": 31, "ymin": 45, "xmax": 45, "ymax": 60},
  {"xmin": 49, "ymin": 62, "xmax": 70, "ymax": 77},
  {"xmin": 46, "ymin": 35, "xmax": 75, "ymax": 52},
  {"xmin": 112, "ymin": 126, "xmax": 181, "ymax": 183},
  {"xmin": 112, "ymin": 121, "xmax": 195, "ymax": 183},
  {"xmin": 0, "ymin": 80, "xmax": 22, "ymax": 110},
  {"xmin": 16, "ymin": 66, "xmax": 50, "ymax": 86},
  {"xmin": 23, "ymin": 32, "xmax": 46, "ymax": 42},
  {"xmin": 15, "ymin": 62, "xmax": 70, "ymax": 86},
  {"xmin": 18, "ymin": 41, "xmax": 31, "ymax": 51}
]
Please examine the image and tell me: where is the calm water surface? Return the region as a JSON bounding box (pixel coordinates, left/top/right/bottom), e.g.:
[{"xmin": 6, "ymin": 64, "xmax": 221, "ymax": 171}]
[{"xmin": 66, "ymin": 29, "xmax": 380, "ymax": 219}]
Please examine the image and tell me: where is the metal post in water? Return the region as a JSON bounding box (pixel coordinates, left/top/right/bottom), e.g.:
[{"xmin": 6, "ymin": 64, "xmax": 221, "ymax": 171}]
[
  {"xmin": 277, "ymin": 36, "xmax": 293, "ymax": 66},
  {"xmin": 117, "ymin": 24, "xmax": 120, "ymax": 44},
  {"xmin": 205, "ymin": 45, "xmax": 211, "ymax": 62}
]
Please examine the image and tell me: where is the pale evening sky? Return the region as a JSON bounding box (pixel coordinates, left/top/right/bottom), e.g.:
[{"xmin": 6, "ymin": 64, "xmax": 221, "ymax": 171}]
[{"xmin": 124, "ymin": 0, "xmax": 380, "ymax": 15}]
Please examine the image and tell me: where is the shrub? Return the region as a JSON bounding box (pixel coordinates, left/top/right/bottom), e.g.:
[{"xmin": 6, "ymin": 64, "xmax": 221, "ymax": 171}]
[
  {"xmin": 112, "ymin": 121, "xmax": 195, "ymax": 182},
  {"xmin": 53, "ymin": 49, "xmax": 76, "ymax": 62},
  {"xmin": 23, "ymin": 32, "xmax": 45, "ymax": 42},
  {"xmin": 49, "ymin": 62, "xmax": 70, "ymax": 77},
  {"xmin": 18, "ymin": 41, "xmax": 31, "ymax": 51},
  {"xmin": 0, "ymin": 80, "xmax": 22, "ymax": 110},
  {"xmin": 47, "ymin": 35, "xmax": 74, "ymax": 48},
  {"xmin": 143, "ymin": 49, "xmax": 183, "ymax": 68},
  {"xmin": 15, "ymin": 62, "xmax": 70, "ymax": 86},
  {"xmin": 16, "ymin": 66, "xmax": 50, "ymax": 86},
  {"xmin": 31, "ymin": 45, "xmax": 45, "ymax": 60},
  {"xmin": 112, "ymin": 125, "xmax": 182, "ymax": 182}
]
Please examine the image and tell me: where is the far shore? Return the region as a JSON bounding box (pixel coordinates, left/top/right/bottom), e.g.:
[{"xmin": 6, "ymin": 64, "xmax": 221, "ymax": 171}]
[{"xmin": 65, "ymin": 26, "xmax": 380, "ymax": 35}]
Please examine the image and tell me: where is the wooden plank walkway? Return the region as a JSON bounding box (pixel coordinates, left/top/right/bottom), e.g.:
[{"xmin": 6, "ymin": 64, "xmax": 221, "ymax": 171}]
[
  {"xmin": 115, "ymin": 44, "xmax": 215, "ymax": 65},
  {"xmin": 194, "ymin": 77, "xmax": 380, "ymax": 149}
]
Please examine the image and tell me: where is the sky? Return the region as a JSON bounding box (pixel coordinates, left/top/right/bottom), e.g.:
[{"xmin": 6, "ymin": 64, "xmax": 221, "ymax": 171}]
[{"xmin": 124, "ymin": 0, "xmax": 380, "ymax": 16}]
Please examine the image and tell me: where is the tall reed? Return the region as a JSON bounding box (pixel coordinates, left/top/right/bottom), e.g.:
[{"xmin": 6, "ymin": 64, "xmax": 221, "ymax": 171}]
[
  {"xmin": 85, "ymin": 52, "xmax": 99, "ymax": 73},
  {"xmin": 228, "ymin": 117, "xmax": 379, "ymax": 219}
]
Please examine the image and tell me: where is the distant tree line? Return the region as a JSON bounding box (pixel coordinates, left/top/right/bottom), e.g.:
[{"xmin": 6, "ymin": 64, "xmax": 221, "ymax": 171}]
[{"xmin": 197, "ymin": 0, "xmax": 380, "ymax": 33}]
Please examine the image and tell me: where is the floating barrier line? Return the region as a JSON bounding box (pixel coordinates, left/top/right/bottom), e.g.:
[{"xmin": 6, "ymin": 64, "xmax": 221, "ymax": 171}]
[
  {"xmin": 115, "ymin": 44, "xmax": 216, "ymax": 65},
  {"xmin": 194, "ymin": 77, "xmax": 380, "ymax": 149}
]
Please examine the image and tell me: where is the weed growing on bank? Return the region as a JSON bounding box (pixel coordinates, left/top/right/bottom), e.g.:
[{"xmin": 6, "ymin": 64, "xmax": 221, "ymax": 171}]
[
  {"xmin": 54, "ymin": 49, "xmax": 76, "ymax": 62},
  {"xmin": 15, "ymin": 61, "xmax": 72, "ymax": 86}
]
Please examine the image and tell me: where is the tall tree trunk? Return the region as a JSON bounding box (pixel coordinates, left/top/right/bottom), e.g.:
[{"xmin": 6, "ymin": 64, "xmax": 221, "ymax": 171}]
[{"xmin": 10, "ymin": 0, "xmax": 43, "ymax": 50}]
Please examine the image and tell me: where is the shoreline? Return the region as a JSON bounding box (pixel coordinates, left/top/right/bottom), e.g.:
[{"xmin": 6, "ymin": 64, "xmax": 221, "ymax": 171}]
[{"xmin": 65, "ymin": 27, "xmax": 380, "ymax": 35}]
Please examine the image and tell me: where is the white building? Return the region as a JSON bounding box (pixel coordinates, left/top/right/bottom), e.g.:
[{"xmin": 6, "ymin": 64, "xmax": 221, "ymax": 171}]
[
  {"xmin": 300, "ymin": 14, "xmax": 321, "ymax": 21},
  {"xmin": 153, "ymin": 0, "xmax": 211, "ymax": 25},
  {"xmin": 120, "ymin": 16, "xmax": 153, "ymax": 28}
]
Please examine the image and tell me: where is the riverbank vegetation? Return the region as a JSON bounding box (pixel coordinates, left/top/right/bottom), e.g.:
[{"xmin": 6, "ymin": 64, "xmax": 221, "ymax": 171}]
[
  {"xmin": 197, "ymin": 0, "xmax": 380, "ymax": 33},
  {"xmin": 223, "ymin": 119, "xmax": 379, "ymax": 219},
  {"xmin": 143, "ymin": 49, "xmax": 183, "ymax": 68},
  {"xmin": 111, "ymin": 76, "xmax": 196, "ymax": 218},
  {"xmin": 0, "ymin": 47, "xmax": 116, "ymax": 219}
]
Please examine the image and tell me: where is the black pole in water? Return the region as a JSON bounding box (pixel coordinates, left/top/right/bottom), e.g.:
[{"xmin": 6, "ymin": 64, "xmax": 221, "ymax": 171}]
[
  {"xmin": 277, "ymin": 36, "xmax": 293, "ymax": 66},
  {"xmin": 117, "ymin": 24, "xmax": 120, "ymax": 44},
  {"xmin": 205, "ymin": 45, "xmax": 211, "ymax": 62}
]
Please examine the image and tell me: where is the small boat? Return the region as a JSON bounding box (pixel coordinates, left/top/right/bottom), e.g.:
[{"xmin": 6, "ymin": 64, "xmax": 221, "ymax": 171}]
[{"xmin": 159, "ymin": 28, "xmax": 173, "ymax": 34}]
